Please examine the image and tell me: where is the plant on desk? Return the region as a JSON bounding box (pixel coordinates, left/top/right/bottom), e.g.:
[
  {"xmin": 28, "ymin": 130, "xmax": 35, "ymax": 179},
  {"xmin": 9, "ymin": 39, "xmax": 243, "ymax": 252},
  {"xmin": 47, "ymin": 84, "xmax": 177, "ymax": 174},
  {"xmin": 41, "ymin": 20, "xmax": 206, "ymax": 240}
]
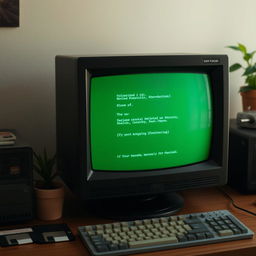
[
  {"xmin": 227, "ymin": 43, "xmax": 256, "ymax": 110},
  {"xmin": 34, "ymin": 149, "xmax": 64, "ymax": 221}
]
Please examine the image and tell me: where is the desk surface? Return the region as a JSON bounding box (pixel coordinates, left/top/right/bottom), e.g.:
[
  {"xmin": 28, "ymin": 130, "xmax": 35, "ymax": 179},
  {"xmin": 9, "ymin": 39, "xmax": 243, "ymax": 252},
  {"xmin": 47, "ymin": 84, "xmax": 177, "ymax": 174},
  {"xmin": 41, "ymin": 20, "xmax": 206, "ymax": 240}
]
[{"xmin": 1, "ymin": 186, "xmax": 256, "ymax": 256}]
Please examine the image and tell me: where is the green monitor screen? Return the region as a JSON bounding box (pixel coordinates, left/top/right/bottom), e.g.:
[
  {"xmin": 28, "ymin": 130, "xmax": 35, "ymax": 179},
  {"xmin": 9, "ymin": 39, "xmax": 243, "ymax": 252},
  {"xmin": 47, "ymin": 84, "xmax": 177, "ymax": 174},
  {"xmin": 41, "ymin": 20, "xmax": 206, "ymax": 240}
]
[{"xmin": 90, "ymin": 73, "xmax": 212, "ymax": 171}]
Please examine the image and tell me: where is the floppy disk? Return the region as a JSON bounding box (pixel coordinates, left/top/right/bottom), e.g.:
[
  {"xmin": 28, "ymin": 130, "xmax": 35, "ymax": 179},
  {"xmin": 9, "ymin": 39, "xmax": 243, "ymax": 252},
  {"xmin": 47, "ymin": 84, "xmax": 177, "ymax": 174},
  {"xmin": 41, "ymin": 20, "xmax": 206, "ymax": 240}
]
[{"xmin": 0, "ymin": 224, "xmax": 75, "ymax": 247}]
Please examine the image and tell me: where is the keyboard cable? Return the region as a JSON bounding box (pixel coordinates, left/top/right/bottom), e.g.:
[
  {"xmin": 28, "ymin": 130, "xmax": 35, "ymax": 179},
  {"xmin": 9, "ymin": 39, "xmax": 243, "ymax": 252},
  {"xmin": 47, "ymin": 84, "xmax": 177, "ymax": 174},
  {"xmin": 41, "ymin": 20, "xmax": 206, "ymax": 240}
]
[{"xmin": 218, "ymin": 187, "xmax": 256, "ymax": 217}]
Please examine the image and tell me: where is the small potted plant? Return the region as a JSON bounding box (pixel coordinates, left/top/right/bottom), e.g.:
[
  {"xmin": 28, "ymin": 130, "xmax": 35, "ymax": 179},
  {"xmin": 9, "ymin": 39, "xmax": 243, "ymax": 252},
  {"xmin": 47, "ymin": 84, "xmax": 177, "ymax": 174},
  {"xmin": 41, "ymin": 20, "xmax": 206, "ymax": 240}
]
[
  {"xmin": 33, "ymin": 149, "xmax": 64, "ymax": 220},
  {"xmin": 227, "ymin": 43, "xmax": 256, "ymax": 110}
]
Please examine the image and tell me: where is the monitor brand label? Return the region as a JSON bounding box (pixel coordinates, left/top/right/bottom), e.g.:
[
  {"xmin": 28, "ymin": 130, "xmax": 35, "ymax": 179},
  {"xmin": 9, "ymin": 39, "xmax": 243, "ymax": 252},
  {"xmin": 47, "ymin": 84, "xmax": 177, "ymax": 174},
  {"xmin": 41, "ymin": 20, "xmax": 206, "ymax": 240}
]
[{"xmin": 203, "ymin": 58, "xmax": 220, "ymax": 64}]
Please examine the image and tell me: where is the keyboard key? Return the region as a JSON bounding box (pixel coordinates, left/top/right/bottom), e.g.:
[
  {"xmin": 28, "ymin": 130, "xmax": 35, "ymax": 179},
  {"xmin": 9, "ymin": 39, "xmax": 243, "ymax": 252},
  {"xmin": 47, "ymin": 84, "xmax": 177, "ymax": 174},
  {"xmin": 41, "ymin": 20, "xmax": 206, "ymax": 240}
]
[
  {"xmin": 184, "ymin": 218, "xmax": 201, "ymax": 224},
  {"xmin": 187, "ymin": 234, "xmax": 196, "ymax": 241},
  {"xmin": 10, "ymin": 239, "xmax": 18, "ymax": 245},
  {"xmin": 96, "ymin": 225, "xmax": 103, "ymax": 230},
  {"xmin": 213, "ymin": 226, "xmax": 222, "ymax": 231},
  {"xmin": 84, "ymin": 226, "xmax": 93, "ymax": 231},
  {"xmin": 87, "ymin": 231, "xmax": 95, "ymax": 236},
  {"xmin": 190, "ymin": 223, "xmax": 206, "ymax": 229},
  {"xmin": 129, "ymin": 236, "xmax": 178, "ymax": 248},
  {"xmin": 183, "ymin": 224, "xmax": 192, "ymax": 231},
  {"xmin": 232, "ymin": 228, "xmax": 241, "ymax": 234},
  {"xmin": 119, "ymin": 242, "xmax": 129, "ymax": 249},
  {"xmin": 95, "ymin": 245, "xmax": 109, "ymax": 252},
  {"xmin": 196, "ymin": 233, "xmax": 206, "ymax": 240},
  {"xmin": 108, "ymin": 243, "xmax": 119, "ymax": 250},
  {"xmin": 209, "ymin": 221, "xmax": 217, "ymax": 227},
  {"xmin": 177, "ymin": 235, "xmax": 187, "ymax": 242},
  {"xmin": 218, "ymin": 229, "xmax": 234, "ymax": 236},
  {"xmin": 188, "ymin": 228, "xmax": 208, "ymax": 234},
  {"xmin": 113, "ymin": 223, "xmax": 121, "ymax": 228},
  {"xmin": 205, "ymin": 232, "xmax": 214, "ymax": 238}
]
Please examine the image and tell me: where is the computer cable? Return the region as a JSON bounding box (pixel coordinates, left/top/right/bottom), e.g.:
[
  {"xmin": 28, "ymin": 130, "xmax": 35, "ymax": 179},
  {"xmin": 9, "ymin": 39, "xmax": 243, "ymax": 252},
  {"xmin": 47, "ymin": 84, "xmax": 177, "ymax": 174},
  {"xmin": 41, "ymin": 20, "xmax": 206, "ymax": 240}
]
[{"xmin": 218, "ymin": 187, "xmax": 256, "ymax": 217}]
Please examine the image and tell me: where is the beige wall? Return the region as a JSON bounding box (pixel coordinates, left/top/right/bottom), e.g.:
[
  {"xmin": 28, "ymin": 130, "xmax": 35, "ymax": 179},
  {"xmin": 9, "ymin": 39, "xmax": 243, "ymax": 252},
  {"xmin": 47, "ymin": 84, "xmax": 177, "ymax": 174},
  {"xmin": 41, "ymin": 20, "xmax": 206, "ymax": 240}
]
[{"xmin": 1, "ymin": 0, "xmax": 256, "ymax": 152}]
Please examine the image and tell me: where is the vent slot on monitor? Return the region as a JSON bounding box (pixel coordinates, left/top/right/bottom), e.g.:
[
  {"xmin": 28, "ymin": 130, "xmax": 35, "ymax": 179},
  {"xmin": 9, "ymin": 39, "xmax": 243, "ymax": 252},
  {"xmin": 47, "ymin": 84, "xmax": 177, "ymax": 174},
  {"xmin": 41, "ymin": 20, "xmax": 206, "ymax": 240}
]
[
  {"xmin": 164, "ymin": 176, "xmax": 219, "ymax": 191},
  {"xmin": 90, "ymin": 176, "xmax": 219, "ymax": 199}
]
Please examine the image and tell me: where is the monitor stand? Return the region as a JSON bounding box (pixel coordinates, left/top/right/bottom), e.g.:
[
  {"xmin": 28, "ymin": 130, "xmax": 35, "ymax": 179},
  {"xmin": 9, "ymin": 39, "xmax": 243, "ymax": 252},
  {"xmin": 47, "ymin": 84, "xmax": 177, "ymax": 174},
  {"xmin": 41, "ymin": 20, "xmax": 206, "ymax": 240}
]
[{"xmin": 86, "ymin": 192, "xmax": 184, "ymax": 220}]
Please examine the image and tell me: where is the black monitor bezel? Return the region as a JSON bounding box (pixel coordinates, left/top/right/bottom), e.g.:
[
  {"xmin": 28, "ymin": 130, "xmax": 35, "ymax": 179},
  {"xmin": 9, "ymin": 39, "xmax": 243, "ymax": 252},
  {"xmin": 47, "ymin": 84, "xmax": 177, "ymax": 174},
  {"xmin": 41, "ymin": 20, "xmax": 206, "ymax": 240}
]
[
  {"xmin": 76, "ymin": 55, "xmax": 228, "ymax": 184},
  {"xmin": 56, "ymin": 54, "xmax": 228, "ymax": 200}
]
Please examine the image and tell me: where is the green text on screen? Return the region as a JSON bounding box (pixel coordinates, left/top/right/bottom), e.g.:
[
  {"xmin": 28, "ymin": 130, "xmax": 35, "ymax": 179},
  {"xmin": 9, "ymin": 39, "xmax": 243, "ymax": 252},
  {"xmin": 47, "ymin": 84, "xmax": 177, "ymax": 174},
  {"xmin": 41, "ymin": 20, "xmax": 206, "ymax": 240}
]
[{"xmin": 90, "ymin": 73, "xmax": 212, "ymax": 171}]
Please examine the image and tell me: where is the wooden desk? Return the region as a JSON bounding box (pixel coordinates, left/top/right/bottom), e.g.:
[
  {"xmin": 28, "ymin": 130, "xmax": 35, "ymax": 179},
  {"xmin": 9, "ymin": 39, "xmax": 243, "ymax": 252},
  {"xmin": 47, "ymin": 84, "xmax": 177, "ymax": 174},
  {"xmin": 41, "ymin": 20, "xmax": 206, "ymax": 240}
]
[{"xmin": 1, "ymin": 186, "xmax": 256, "ymax": 256}]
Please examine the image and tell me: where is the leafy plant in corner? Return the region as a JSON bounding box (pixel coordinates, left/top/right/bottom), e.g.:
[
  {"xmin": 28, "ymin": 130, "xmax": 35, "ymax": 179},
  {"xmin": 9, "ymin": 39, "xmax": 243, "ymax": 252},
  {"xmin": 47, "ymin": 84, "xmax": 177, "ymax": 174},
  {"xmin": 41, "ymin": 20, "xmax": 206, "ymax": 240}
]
[
  {"xmin": 227, "ymin": 43, "xmax": 256, "ymax": 92},
  {"xmin": 33, "ymin": 149, "xmax": 58, "ymax": 189}
]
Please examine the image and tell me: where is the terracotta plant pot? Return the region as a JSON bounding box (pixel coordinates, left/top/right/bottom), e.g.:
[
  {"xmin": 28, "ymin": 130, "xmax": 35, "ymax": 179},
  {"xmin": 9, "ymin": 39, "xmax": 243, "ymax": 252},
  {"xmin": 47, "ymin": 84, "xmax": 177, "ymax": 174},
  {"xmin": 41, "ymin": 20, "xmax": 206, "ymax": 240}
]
[
  {"xmin": 241, "ymin": 90, "xmax": 256, "ymax": 111},
  {"xmin": 34, "ymin": 183, "xmax": 64, "ymax": 221}
]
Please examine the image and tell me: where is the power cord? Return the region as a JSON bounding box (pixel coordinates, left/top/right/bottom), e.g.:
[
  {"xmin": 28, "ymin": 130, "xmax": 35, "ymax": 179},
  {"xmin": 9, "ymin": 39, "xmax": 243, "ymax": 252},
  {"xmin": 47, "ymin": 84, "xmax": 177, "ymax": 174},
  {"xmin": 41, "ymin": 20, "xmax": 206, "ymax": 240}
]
[{"xmin": 218, "ymin": 187, "xmax": 256, "ymax": 217}]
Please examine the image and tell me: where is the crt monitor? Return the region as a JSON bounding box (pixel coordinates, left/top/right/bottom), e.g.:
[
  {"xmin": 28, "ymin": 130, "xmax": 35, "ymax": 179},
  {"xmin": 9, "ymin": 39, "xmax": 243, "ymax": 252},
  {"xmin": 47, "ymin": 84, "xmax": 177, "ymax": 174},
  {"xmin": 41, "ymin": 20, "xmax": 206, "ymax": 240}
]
[{"xmin": 55, "ymin": 55, "xmax": 229, "ymax": 219}]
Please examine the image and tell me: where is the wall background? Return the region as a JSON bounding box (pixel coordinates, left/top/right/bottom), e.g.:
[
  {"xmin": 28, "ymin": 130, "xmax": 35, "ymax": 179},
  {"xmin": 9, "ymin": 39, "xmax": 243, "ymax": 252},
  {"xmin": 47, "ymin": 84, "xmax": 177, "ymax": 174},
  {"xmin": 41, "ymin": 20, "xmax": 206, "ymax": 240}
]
[{"xmin": 1, "ymin": 0, "xmax": 256, "ymax": 153}]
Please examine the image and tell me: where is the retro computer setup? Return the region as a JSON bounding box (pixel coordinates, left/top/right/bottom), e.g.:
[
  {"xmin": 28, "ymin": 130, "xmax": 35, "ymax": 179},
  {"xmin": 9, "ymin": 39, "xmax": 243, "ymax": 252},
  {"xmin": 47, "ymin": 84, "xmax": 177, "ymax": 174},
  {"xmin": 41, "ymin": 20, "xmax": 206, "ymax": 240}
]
[
  {"xmin": 55, "ymin": 54, "xmax": 229, "ymax": 218},
  {"xmin": 54, "ymin": 55, "xmax": 254, "ymax": 255},
  {"xmin": 0, "ymin": 54, "xmax": 254, "ymax": 256}
]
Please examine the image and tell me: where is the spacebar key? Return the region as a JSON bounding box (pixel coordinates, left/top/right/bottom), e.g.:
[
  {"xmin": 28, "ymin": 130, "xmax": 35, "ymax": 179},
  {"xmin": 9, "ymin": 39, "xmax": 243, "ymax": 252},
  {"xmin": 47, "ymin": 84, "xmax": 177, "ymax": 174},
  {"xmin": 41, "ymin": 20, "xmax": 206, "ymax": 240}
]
[{"xmin": 129, "ymin": 237, "xmax": 178, "ymax": 248}]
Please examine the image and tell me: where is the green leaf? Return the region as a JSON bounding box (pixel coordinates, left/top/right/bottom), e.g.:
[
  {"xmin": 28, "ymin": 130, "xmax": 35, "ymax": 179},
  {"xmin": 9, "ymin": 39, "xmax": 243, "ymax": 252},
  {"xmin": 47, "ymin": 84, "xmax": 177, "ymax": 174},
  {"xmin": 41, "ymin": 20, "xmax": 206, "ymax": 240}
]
[
  {"xmin": 243, "ymin": 51, "xmax": 256, "ymax": 62},
  {"xmin": 33, "ymin": 151, "xmax": 40, "ymax": 163},
  {"xmin": 250, "ymin": 50, "xmax": 256, "ymax": 57},
  {"xmin": 244, "ymin": 53, "xmax": 251, "ymax": 62},
  {"xmin": 247, "ymin": 51, "xmax": 256, "ymax": 61},
  {"xmin": 243, "ymin": 64, "xmax": 256, "ymax": 76},
  {"xmin": 33, "ymin": 149, "xmax": 57, "ymax": 187},
  {"xmin": 246, "ymin": 75, "xmax": 256, "ymax": 87},
  {"xmin": 226, "ymin": 45, "xmax": 240, "ymax": 51},
  {"xmin": 238, "ymin": 43, "xmax": 247, "ymax": 54},
  {"xmin": 229, "ymin": 63, "xmax": 242, "ymax": 72}
]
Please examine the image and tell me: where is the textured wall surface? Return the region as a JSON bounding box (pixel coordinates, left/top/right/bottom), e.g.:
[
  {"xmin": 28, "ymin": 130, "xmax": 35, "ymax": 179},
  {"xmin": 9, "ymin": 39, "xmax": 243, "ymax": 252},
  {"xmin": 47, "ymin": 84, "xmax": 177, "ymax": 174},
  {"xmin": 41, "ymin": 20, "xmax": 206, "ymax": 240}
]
[{"xmin": 1, "ymin": 0, "xmax": 255, "ymax": 152}]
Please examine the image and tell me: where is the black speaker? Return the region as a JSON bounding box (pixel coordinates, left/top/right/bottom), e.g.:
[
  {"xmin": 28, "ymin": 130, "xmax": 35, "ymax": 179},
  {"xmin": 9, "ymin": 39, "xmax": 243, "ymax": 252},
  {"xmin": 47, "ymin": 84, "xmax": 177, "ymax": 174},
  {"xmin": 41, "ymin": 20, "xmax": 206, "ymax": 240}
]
[
  {"xmin": 0, "ymin": 141, "xmax": 34, "ymax": 224},
  {"xmin": 228, "ymin": 119, "xmax": 256, "ymax": 193}
]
